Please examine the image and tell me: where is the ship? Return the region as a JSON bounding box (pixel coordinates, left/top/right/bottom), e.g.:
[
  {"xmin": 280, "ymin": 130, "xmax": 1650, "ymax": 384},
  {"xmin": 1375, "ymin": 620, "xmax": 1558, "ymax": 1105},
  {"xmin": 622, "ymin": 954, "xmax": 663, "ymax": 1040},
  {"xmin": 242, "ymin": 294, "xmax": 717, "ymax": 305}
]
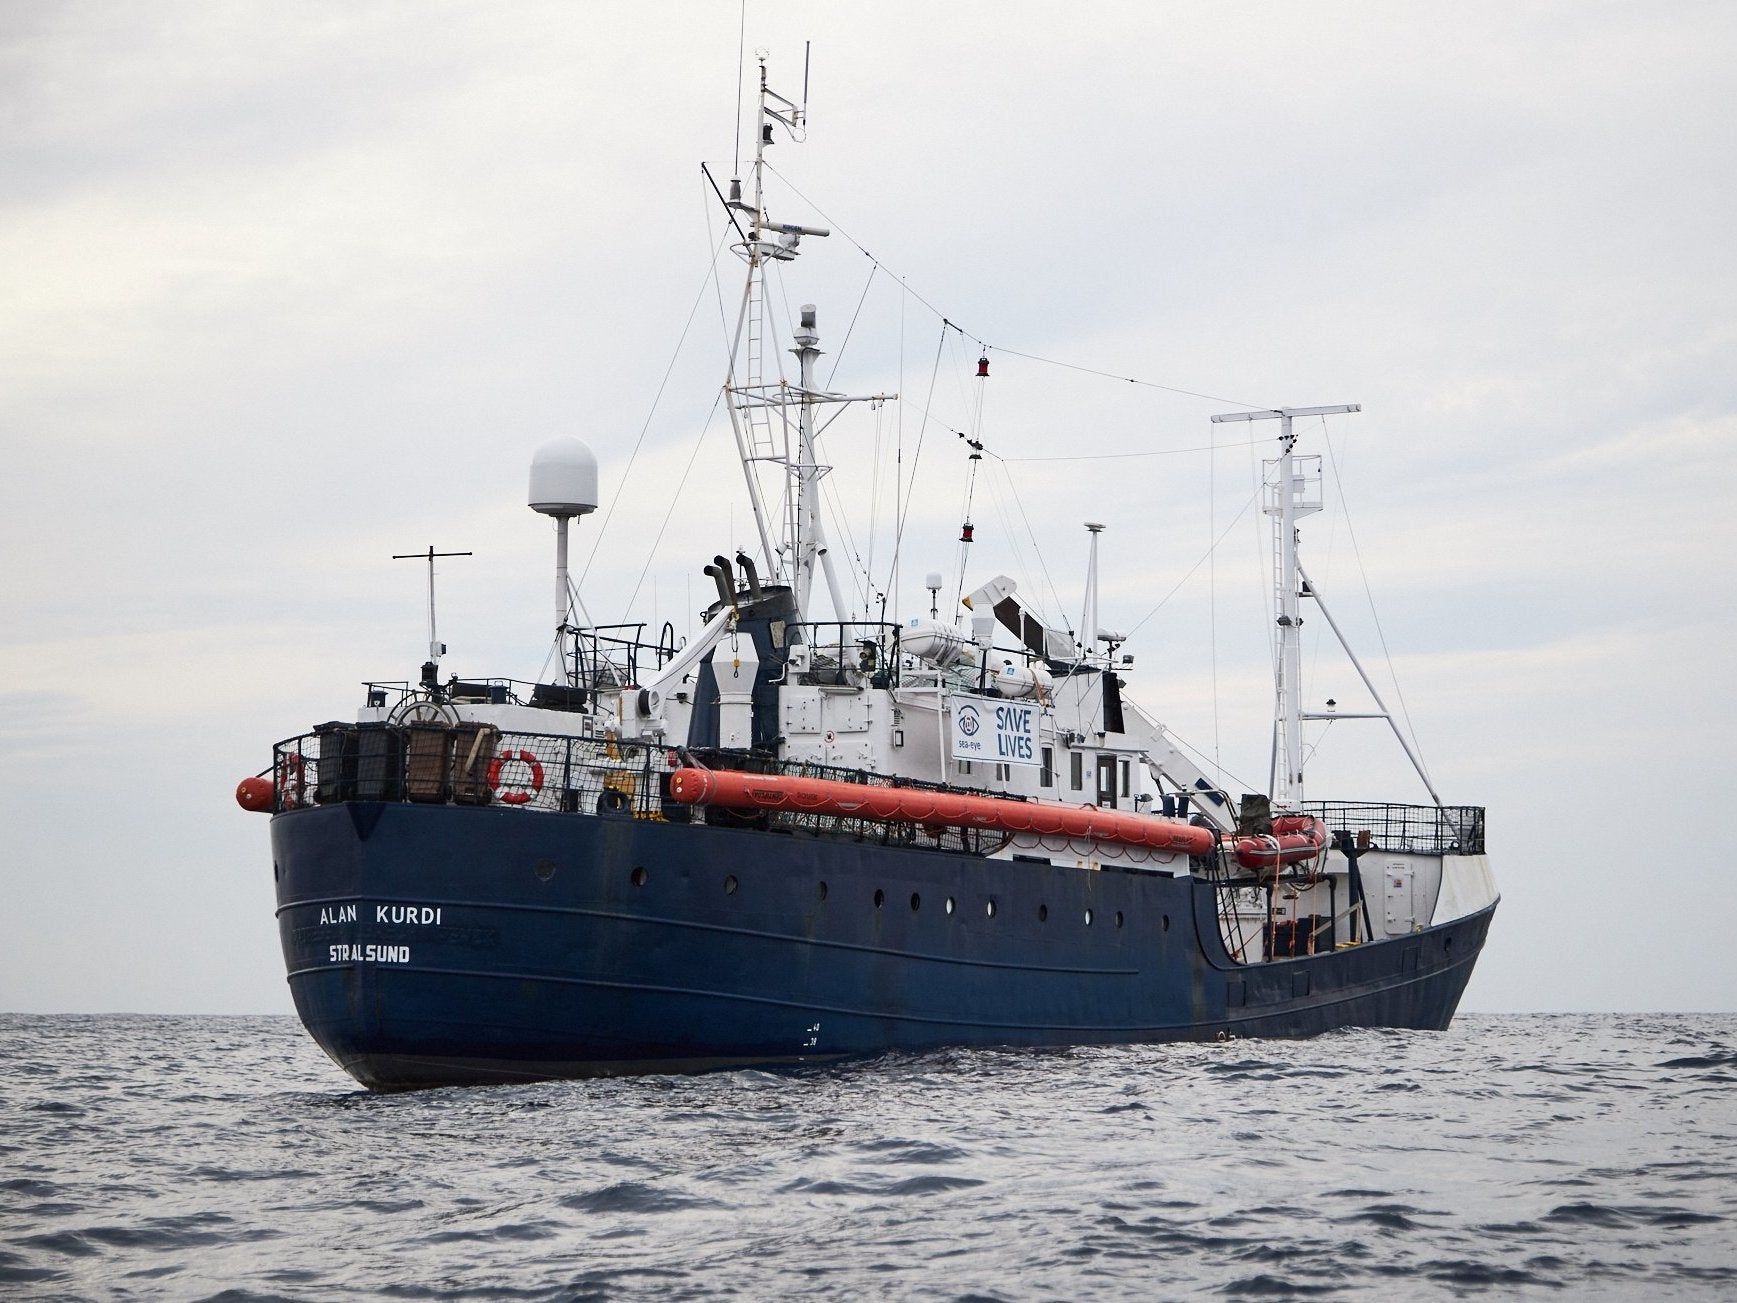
[{"xmin": 238, "ymin": 60, "xmax": 1497, "ymax": 1090}]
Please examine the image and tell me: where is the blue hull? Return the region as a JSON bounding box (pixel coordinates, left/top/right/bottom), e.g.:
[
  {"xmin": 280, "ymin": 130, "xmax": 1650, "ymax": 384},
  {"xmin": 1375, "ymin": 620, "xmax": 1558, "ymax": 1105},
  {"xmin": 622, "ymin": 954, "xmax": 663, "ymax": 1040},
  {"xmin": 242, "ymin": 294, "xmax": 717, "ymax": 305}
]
[{"xmin": 272, "ymin": 802, "xmax": 1494, "ymax": 1089}]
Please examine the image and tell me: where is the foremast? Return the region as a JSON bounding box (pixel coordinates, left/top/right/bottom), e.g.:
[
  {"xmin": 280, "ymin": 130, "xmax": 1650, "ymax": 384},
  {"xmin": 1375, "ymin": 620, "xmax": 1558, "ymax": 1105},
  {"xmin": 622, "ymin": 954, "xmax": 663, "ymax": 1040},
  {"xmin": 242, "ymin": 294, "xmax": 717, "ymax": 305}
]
[
  {"xmin": 1211, "ymin": 405, "xmax": 1357, "ymax": 806},
  {"xmin": 1210, "ymin": 404, "xmax": 1445, "ymax": 809}
]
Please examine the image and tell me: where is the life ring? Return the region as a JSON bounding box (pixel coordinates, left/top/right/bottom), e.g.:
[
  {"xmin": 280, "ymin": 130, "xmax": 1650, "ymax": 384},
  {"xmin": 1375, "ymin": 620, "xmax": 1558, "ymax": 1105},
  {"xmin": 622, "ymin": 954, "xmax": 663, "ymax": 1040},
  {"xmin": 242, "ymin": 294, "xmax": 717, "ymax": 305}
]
[{"xmin": 487, "ymin": 751, "xmax": 544, "ymax": 805}]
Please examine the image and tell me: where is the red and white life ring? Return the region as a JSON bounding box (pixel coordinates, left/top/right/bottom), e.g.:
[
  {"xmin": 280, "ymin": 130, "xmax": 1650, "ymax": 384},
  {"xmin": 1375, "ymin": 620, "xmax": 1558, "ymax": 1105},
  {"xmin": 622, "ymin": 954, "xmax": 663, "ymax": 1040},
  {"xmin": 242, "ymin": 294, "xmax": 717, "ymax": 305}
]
[{"xmin": 487, "ymin": 750, "xmax": 545, "ymax": 805}]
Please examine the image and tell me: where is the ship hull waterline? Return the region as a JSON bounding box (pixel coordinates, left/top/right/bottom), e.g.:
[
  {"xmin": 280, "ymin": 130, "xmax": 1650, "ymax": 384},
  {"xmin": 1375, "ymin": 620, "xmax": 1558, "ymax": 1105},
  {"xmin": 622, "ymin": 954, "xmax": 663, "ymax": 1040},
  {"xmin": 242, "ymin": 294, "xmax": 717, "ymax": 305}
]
[{"xmin": 272, "ymin": 802, "xmax": 1495, "ymax": 1091}]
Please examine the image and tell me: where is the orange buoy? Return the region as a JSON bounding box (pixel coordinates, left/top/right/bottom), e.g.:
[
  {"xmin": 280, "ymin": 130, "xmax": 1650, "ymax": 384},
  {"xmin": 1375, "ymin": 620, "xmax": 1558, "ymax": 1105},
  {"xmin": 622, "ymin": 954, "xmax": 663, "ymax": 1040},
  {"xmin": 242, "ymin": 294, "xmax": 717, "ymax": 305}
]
[{"xmin": 236, "ymin": 776, "xmax": 274, "ymax": 812}]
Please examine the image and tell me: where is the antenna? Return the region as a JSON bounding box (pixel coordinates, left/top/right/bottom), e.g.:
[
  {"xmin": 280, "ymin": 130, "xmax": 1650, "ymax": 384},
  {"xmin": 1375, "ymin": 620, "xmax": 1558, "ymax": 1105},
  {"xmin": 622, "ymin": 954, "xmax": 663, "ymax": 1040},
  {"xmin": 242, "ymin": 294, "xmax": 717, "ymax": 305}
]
[
  {"xmin": 392, "ymin": 546, "xmax": 472, "ymax": 670},
  {"xmin": 529, "ymin": 440, "xmax": 600, "ymax": 685},
  {"xmin": 1080, "ymin": 523, "xmax": 1105, "ymax": 662},
  {"xmin": 802, "ymin": 40, "xmax": 811, "ymax": 121}
]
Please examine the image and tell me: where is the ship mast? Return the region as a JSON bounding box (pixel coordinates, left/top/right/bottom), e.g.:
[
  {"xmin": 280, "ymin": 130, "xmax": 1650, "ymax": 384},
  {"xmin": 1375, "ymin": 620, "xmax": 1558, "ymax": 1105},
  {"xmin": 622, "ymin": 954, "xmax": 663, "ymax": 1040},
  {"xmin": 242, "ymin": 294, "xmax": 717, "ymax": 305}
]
[
  {"xmin": 717, "ymin": 55, "xmax": 892, "ymax": 622},
  {"xmin": 1210, "ymin": 405, "xmax": 1358, "ymax": 806}
]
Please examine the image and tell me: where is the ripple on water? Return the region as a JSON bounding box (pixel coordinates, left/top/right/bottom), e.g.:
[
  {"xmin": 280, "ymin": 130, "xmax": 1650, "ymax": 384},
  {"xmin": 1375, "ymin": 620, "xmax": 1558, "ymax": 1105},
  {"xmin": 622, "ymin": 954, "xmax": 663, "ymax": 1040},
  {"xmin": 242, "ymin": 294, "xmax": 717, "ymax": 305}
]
[
  {"xmin": 1, "ymin": 1013, "xmax": 1735, "ymax": 1299},
  {"xmin": 557, "ymin": 1182, "xmax": 727, "ymax": 1215}
]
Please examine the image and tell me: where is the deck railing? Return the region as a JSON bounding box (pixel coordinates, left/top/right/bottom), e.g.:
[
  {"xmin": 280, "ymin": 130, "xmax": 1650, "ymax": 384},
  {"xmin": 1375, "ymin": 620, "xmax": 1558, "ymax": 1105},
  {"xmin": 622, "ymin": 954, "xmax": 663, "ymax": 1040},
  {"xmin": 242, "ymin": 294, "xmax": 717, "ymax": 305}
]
[
  {"xmin": 269, "ymin": 727, "xmax": 1004, "ymax": 854},
  {"xmin": 1302, "ymin": 801, "xmax": 1485, "ymax": 856}
]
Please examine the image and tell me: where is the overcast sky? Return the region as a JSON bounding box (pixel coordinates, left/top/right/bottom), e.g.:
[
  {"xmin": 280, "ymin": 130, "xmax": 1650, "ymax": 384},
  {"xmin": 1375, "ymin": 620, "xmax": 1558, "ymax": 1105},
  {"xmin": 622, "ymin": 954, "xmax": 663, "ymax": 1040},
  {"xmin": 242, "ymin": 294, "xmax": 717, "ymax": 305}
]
[{"xmin": 3, "ymin": 2, "xmax": 1734, "ymax": 1017}]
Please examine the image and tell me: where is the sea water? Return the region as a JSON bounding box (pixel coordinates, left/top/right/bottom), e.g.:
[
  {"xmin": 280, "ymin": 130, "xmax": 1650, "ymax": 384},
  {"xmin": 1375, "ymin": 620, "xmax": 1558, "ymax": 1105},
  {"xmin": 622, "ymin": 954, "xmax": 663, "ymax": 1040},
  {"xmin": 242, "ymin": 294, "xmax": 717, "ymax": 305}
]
[{"xmin": 2, "ymin": 1013, "xmax": 1733, "ymax": 1300}]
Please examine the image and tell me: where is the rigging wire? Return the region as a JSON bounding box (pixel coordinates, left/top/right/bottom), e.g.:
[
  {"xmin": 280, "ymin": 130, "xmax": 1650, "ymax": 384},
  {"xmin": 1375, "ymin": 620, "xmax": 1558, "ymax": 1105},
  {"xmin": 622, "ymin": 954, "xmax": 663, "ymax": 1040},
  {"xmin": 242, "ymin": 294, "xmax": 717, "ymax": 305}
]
[
  {"xmin": 949, "ymin": 342, "xmax": 989, "ymax": 615},
  {"xmin": 1210, "ymin": 418, "xmax": 1221, "ymax": 774},
  {"xmin": 1146, "ymin": 706, "xmax": 1260, "ymax": 802},
  {"xmin": 1319, "ymin": 424, "xmax": 1435, "ymax": 791},
  {"xmin": 823, "ymin": 261, "xmax": 878, "ymax": 388},
  {"xmin": 886, "ymin": 320, "xmax": 949, "ymax": 603},
  {"xmin": 893, "ymin": 278, "xmax": 906, "ymax": 626},
  {"xmin": 813, "ymin": 427, "xmax": 875, "ymax": 615},
  {"xmin": 984, "ymin": 344, "xmax": 1259, "ymax": 409},
  {"xmin": 1002, "ymin": 438, "xmax": 1264, "ymax": 462},
  {"xmin": 1304, "ymin": 417, "xmax": 1348, "ymax": 726},
  {"xmin": 579, "ymin": 226, "xmax": 734, "ymax": 588},
  {"xmin": 621, "ymin": 387, "xmax": 727, "ymax": 617},
  {"xmin": 701, "ymin": 175, "xmax": 740, "ymax": 367},
  {"xmin": 983, "ymin": 454, "xmax": 1071, "ymax": 634},
  {"xmin": 763, "ymin": 161, "xmax": 1267, "ymax": 412},
  {"xmin": 732, "ymin": 1, "xmax": 746, "ymax": 176},
  {"xmin": 866, "ymin": 398, "xmax": 883, "ymax": 613},
  {"xmin": 952, "ymin": 438, "xmax": 982, "ymax": 615},
  {"xmin": 1122, "ymin": 480, "xmax": 1266, "ymax": 640}
]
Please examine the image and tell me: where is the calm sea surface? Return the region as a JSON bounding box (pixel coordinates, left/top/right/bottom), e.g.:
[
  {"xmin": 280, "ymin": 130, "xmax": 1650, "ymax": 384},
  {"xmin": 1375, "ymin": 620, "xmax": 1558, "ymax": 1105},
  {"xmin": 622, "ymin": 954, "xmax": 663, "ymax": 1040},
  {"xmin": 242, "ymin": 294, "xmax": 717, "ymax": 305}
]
[{"xmin": 1, "ymin": 1013, "xmax": 1733, "ymax": 1300}]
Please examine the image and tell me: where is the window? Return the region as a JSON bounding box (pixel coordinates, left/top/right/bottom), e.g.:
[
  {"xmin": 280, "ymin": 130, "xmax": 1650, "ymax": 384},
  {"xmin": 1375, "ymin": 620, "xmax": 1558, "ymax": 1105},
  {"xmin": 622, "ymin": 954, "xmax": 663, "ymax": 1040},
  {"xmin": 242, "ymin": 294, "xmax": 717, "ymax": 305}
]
[
  {"xmin": 995, "ymin": 763, "xmax": 1010, "ymax": 782},
  {"xmin": 958, "ymin": 759, "xmax": 973, "ymax": 776},
  {"xmin": 1069, "ymin": 751, "xmax": 1083, "ymax": 790},
  {"xmin": 1120, "ymin": 758, "xmax": 1131, "ymax": 797},
  {"xmin": 1040, "ymin": 747, "xmax": 1054, "ymax": 788}
]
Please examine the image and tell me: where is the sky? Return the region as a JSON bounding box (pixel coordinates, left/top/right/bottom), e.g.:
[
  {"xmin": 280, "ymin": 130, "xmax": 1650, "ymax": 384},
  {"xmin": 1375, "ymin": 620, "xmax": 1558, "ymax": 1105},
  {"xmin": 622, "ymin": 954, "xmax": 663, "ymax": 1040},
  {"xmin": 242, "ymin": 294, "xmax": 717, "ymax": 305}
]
[{"xmin": 3, "ymin": 2, "xmax": 1734, "ymax": 1016}]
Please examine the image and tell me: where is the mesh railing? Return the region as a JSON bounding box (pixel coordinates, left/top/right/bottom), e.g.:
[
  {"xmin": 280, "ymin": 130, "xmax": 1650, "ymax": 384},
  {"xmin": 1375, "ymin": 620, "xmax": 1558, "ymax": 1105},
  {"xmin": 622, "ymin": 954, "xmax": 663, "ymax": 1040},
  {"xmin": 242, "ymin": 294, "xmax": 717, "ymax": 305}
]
[
  {"xmin": 1303, "ymin": 801, "xmax": 1485, "ymax": 856},
  {"xmin": 272, "ymin": 726, "xmax": 680, "ymax": 820},
  {"xmin": 269, "ymin": 728, "xmax": 1004, "ymax": 854}
]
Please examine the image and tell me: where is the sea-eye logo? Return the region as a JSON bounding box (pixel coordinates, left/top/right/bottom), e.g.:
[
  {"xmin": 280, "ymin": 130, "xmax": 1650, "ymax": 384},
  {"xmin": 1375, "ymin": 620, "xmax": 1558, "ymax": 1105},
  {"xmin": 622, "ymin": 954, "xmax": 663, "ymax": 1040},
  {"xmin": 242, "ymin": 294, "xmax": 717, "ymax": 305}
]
[{"xmin": 958, "ymin": 703, "xmax": 981, "ymax": 736}]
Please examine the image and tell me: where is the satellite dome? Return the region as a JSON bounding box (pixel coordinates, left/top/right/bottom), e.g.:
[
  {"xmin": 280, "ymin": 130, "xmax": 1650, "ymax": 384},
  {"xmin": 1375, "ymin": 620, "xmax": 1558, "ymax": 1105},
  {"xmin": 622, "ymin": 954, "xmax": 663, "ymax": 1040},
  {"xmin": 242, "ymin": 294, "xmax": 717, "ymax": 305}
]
[{"xmin": 528, "ymin": 438, "xmax": 598, "ymax": 517}]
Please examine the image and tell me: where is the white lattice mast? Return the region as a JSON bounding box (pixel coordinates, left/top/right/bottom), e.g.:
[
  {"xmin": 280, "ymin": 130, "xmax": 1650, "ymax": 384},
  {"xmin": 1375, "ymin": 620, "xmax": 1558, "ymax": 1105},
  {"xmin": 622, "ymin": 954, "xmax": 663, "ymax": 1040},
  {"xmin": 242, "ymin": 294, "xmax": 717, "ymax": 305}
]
[
  {"xmin": 714, "ymin": 54, "xmax": 892, "ymax": 622},
  {"xmin": 1211, "ymin": 404, "xmax": 1358, "ymax": 805},
  {"xmin": 720, "ymin": 56, "xmax": 829, "ymax": 594}
]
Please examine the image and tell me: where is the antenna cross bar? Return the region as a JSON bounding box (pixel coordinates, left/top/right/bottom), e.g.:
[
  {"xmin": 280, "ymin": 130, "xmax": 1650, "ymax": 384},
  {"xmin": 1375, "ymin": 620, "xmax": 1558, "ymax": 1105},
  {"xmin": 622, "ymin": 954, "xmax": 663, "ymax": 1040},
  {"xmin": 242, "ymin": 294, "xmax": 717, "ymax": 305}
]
[
  {"xmin": 392, "ymin": 546, "xmax": 473, "ymax": 666},
  {"xmin": 1210, "ymin": 404, "xmax": 1361, "ymax": 423}
]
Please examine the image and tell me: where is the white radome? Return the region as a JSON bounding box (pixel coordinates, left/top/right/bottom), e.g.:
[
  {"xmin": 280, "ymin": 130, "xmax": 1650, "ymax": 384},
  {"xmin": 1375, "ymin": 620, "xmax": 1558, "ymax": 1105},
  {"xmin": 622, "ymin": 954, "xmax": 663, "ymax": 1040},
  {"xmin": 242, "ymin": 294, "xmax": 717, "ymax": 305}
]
[{"xmin": 528, "ymin": 438, "xmax": 599, "ymax": 517}]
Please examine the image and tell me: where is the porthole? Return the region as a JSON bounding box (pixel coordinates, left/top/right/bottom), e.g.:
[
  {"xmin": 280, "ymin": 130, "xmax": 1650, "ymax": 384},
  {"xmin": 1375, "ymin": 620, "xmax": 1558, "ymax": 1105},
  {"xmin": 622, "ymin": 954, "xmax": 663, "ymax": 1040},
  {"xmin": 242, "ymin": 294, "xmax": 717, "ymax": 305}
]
[
  {"xmin": 1115, "ymin": 911, "xmax": 1124, "ymax": 929},
  {"xmin": 1162, "ymin": 913, "xmax": 1170, "ymax": 932},
  {"xmin": 272, "ymin": 861, "xmax": 281, "ymax": 883},
  {"xmin": 1038, "ymin": 904, "xmax": 1049, "ymax": 923},
  {"xmin": 535, "ymin": 859, "xmax": 556, "ymax": 882},
  {"xmin": 945, "ymin": 897, "xmax": 956, "ymax": 916},
  {"xmin": 874, "ymin": 889, "xmax": 885, "ymax": 909},
  {"xmin": 818, "ymin": 880, "xmax": 829, "ymax": 901},
  {"xmin": 1084, "ymin": 908, "xmax": 1094, "ymax": 926},
  {"xmin": 911, "ymin": 893, "xmax": 922, "ymax": 912},
  {"xmin": 724, "ymin": 874, "xmax": 738, "ymax": 895},
  {"xmin": 986, "ymin": 898, "xmax": 997, "ymax": 918},
  {"xmin": 630, "ymin": 866, "xmax": 647, "ymax": 887}
]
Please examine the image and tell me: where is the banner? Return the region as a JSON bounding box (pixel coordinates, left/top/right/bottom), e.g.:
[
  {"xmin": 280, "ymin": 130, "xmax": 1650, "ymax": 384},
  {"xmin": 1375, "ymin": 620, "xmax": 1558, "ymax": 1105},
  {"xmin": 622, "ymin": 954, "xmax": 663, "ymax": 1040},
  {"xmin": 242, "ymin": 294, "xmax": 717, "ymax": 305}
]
[{"xmin": 950, "ymin": 694, "xmax": 1040, "ymax": 767}]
